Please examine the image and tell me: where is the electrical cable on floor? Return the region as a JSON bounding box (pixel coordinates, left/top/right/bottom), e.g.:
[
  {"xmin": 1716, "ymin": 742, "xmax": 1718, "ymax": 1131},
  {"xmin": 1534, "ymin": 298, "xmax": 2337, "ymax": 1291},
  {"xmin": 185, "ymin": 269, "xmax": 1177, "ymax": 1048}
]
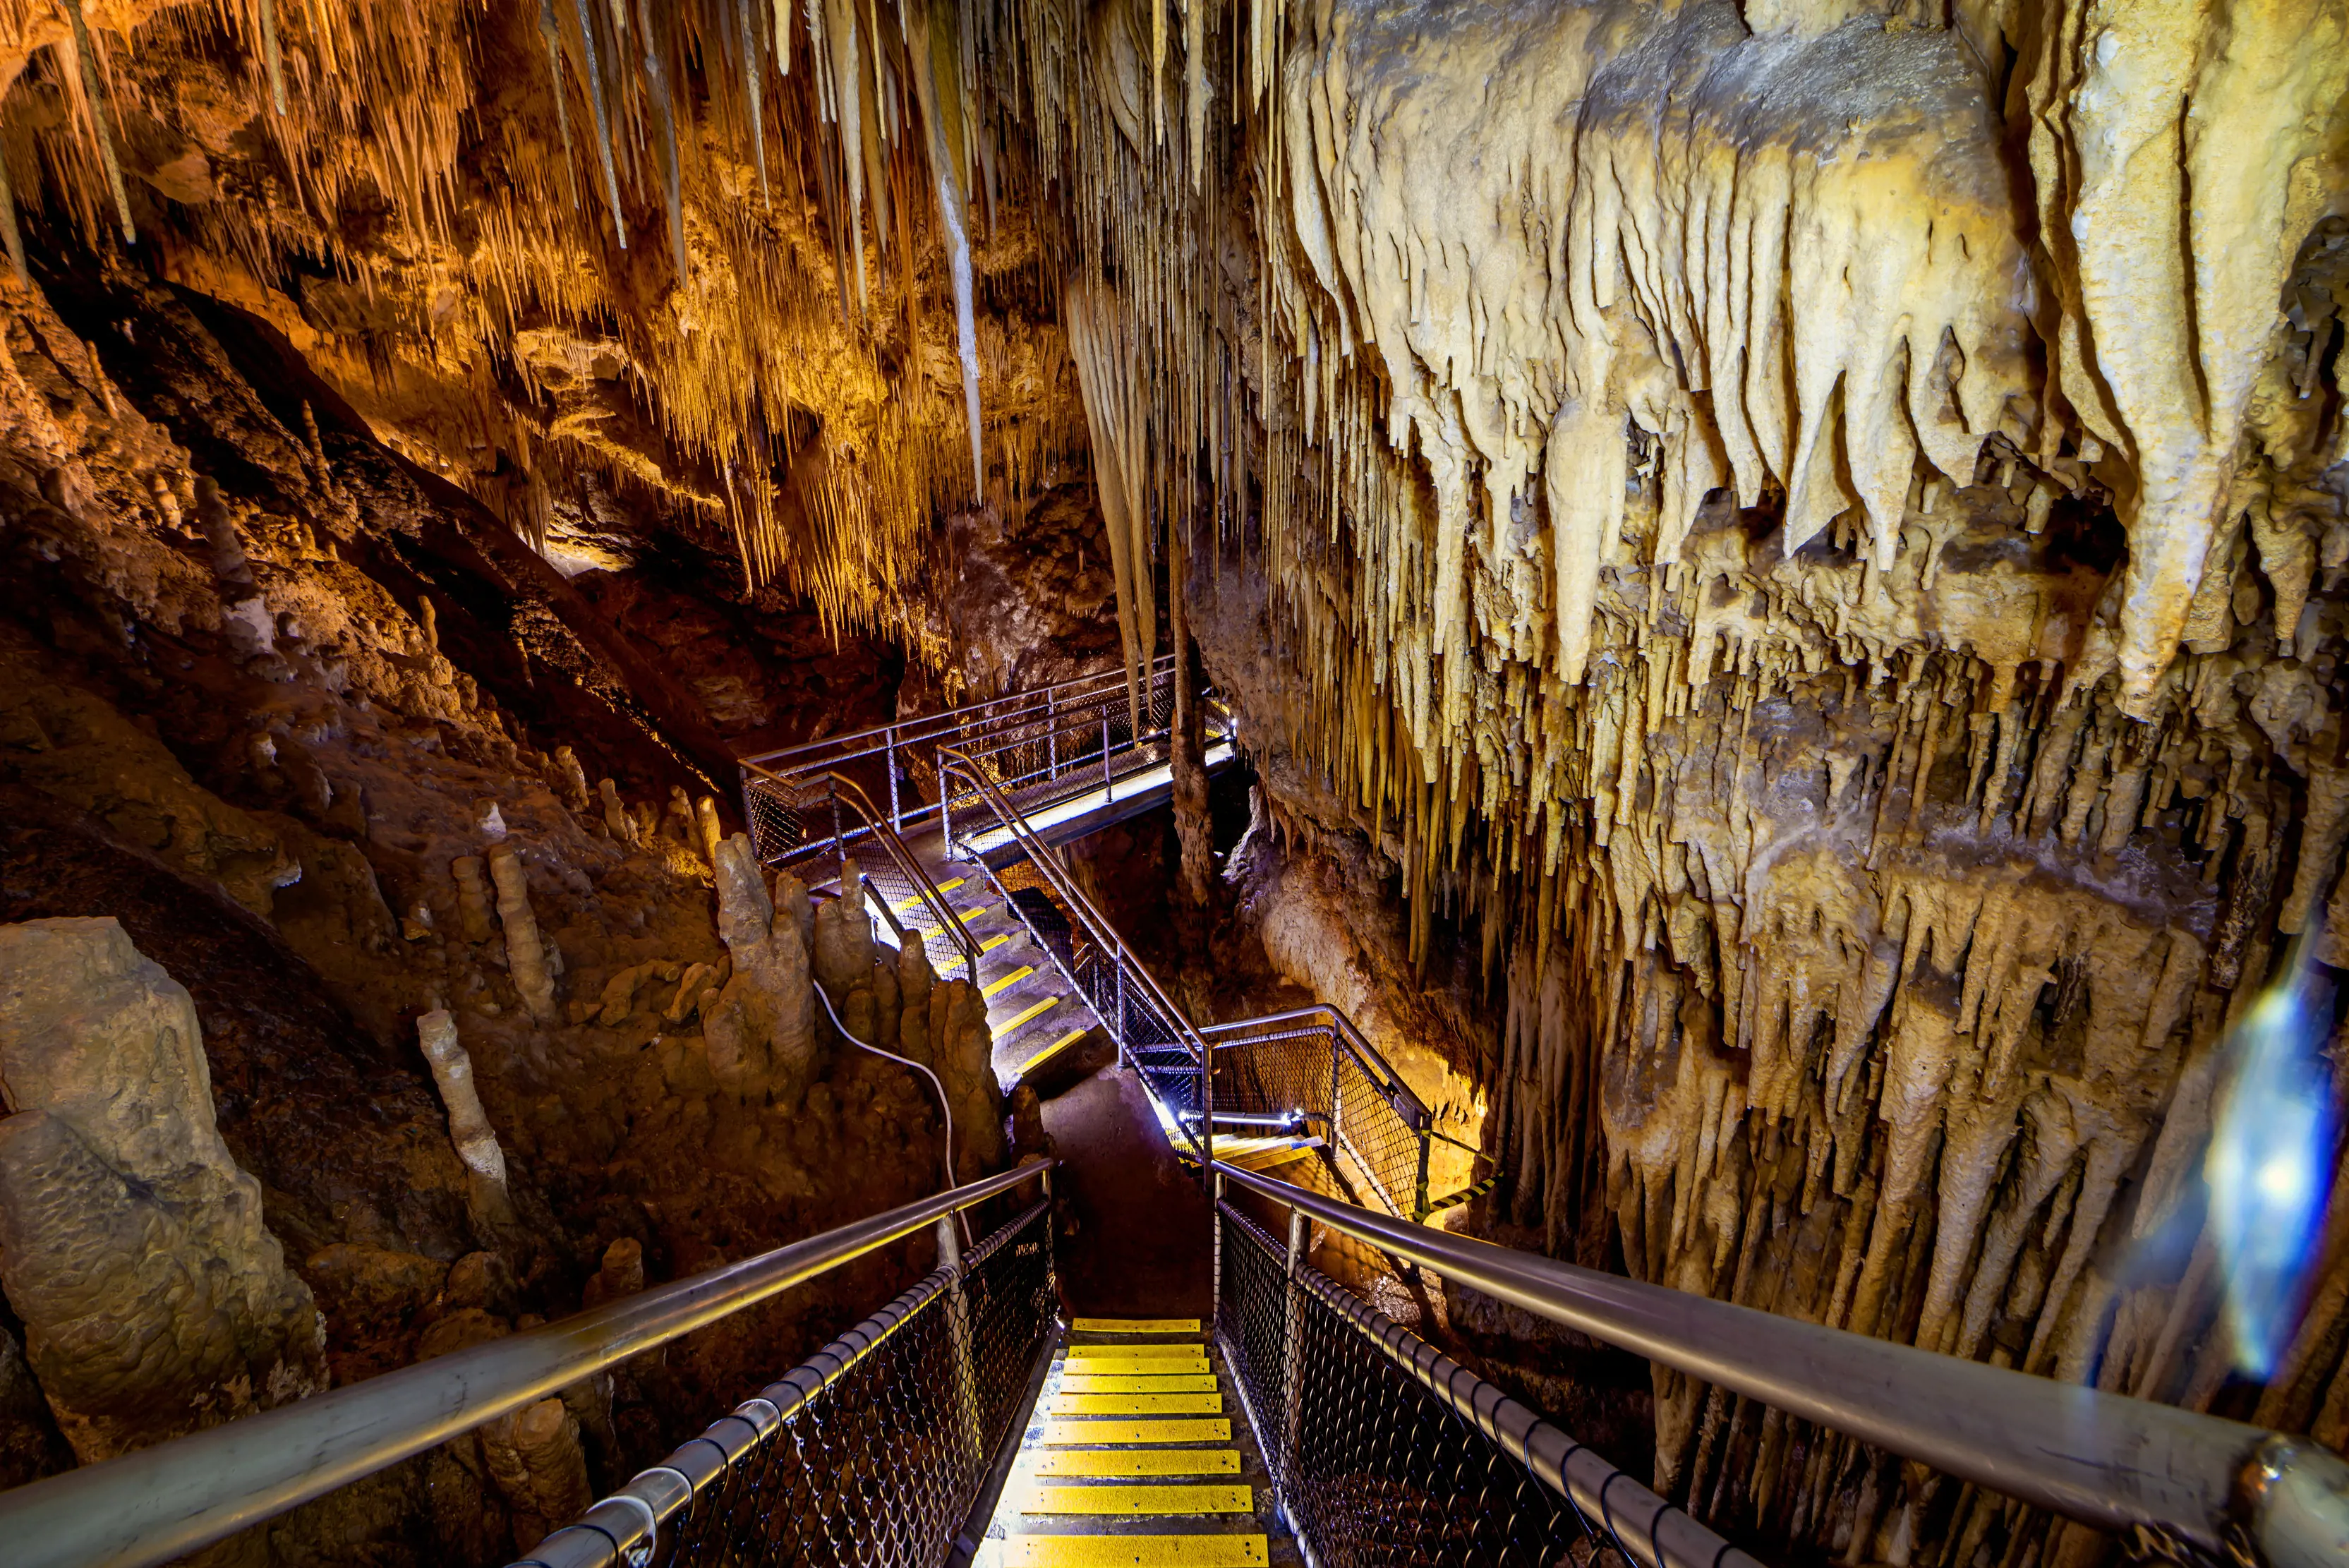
[{"xmin": 809, "ymin": 972, "xmax": 975, "ymax": 1248}]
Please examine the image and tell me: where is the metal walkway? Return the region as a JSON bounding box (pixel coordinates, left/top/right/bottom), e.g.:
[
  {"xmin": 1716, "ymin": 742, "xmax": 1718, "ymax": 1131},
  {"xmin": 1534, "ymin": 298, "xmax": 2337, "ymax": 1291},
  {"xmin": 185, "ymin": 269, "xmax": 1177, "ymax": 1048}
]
[{"xmin": 1, "ymin": 667, "xmax": 2342, "ymax": 1568}]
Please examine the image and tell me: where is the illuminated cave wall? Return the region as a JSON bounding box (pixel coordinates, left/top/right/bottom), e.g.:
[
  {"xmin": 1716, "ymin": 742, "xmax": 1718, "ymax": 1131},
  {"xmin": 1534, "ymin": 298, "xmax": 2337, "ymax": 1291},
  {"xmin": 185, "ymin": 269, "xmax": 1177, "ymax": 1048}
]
[{"xmin": 1, "ymin": 0, "xmax": 2348, "ymax": 1563}]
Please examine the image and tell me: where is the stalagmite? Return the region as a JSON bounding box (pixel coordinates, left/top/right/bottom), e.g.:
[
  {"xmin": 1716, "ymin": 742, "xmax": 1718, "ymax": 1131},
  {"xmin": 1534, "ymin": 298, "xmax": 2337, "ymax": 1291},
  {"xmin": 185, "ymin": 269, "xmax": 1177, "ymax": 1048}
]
[
  {"xmin": 452, "ymin": 856, "xmax": 497, "ymax": 943},
  {"xmin": 416, "ymin": 1009, "xmax": 509, "ymax": 1190},
  {"xmin": 487, "ymin": 847, "xmax": 560, "ymax": 1023},
  {"xmin": 480, "ymin": 1397, "xmax": 592, "ymax": 1551},
  {"xmin": 598, "ymin": 778, "xmax": 635, "ymax": 843},
  {"xmin": 694, "ymin": 795, "xmax": 723, "ymax": 863}
]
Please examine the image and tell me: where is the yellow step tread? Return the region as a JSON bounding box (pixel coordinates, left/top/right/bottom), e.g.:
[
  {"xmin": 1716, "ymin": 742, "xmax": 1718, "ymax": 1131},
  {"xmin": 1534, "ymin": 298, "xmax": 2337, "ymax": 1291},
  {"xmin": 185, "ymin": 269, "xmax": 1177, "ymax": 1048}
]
[
  {"xmin": 1023, "ymin": 1483, "xmax": 1253, "ymax": 1516},
  {"xmin": 1018, "ymin": 1026, "xmax": 1092, "ymax": 1076},
  {"xmin": 993, "ymin": 994, "xmax": 1061, "ymax": 1038},
  {"xmin": 1073, "ymin": 1317, "xmax": 1200, "ymax": 1334},
  {"xmin": 1059, "ymin": 1375, "xmax": 1219, "ymax": 1394},
  {"xmin": 1001, "ymin": 1537, "xmax": 1269, "ymax": 1567},
  {"xmin": 1050, "ymin": 1393, "xmax": 1223, "ymax": 1416},
  {"xmin": 1040, "ymin": 1418, "xmax": 1230, "ymax": 1445},
  {"xmin": 890, "ymin": 877, "xmax": 965, "ymax": 913},
  {"xmin": 983, "ymin": 963, "xmax": 1037, "ymax": 997},
  {"xmin": 1065, "ymin": 1344, "xmax": 1203, "ymax": 1361},
  {"xmin": 1061, "ymin": 1359, "xmax": 1211, "ymax": 1378},
  {"xmin": 1032, "ymin": 1450, "xmax": 1241, "ymax": 1478}
]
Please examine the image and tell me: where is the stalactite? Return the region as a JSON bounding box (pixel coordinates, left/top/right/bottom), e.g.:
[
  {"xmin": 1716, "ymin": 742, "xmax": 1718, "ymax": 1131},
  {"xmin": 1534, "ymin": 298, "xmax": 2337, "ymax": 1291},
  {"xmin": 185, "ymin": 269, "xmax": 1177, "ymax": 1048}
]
[
  {"xmin": 637, "ymin": 0, "xmax": 688, "ymax": 278},
  {"xmin": 541, "ymin": 0, "xmax": 581, "ymax": 209},
  {"xmin": 574, "ymin": 0, "xmax": 629, "ymax": 246},
  {"xmin": 258, "ymin": 0, "xmax": 288, "ymax": 116},
  {"xmin": 60, "ymin": 0, "xmax": 134, "ymax": 243},
  {"xmin": 739, "ymin": 0, "xmax": 768, "ymax": 197}
]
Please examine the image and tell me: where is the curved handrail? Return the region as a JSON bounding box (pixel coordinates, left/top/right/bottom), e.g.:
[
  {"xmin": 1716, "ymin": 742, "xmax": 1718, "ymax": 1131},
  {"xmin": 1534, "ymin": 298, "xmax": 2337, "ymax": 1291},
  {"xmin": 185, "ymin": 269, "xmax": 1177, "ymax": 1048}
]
[
  {"xmin": 1213, "ymin": 1159, "xmax": 2349, "ymax": 1568},
  {"xmin": 0, "ymin": 1161, "xmax": 1056, "ymax": 1568},
  {"xmin": 739, "ymin": 653, "xmax": 1177, "ymax": 771},
  {"xmin": 821, "ymin": 769, "xmax": 983, "ymax": 984},
  {"xmin": 1197, "ymin": 1004, "xmax": 1428, "ymax": 1126},
  {"xmin": 936, "ymin": 742, "xmax": 1206, "ymax": 1064}
]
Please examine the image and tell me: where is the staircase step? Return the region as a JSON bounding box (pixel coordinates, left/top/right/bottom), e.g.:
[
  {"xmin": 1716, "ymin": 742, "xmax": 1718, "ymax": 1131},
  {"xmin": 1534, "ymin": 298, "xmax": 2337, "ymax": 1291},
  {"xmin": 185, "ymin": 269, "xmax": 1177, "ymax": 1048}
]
[
  {"xmin": 1071, "ymin": 1317, "xmax": 1199, "ymax": 1334},
  {"xmin": 1001, "ymin": 1538, "xmax": 1269, "ymax": 1567},
  {"xmin": 984, "ymin": 964, "xmax": 1037, "ymax": 998},
  {"xmin": 1016, "ymin": 1025, "xmax": 1092, "ymax": 1077},
  {"xmin": 1032, "ymin": 1450, "xmax": 1240, "ymax": 1478},
  {"xmin": 1059, "ymin": 1375, "xmax": 1218, "ymax": 1394},
  {"xmin": 1023, "ymin": 1483, "xmax": 1253, "ymax": 1516},
  {"xmin": 1065, "ymin": 1344, "xmax": 1205, "ymax": 1361},
  {"xmin": 994, "ymin": 994, "xmax": 1063, "ymax": 1038},
  {"xmin": 1049, "ymin": 1392, "xmax": 1223, "ymax": 1417},
  {"xmin": 1039, "ymin": 1418, "xmax": 1230, "ymax": 1445},
  {"xmin": 1061, "ymin": 1360, "xmax": 1210, "ymax": 1380}
]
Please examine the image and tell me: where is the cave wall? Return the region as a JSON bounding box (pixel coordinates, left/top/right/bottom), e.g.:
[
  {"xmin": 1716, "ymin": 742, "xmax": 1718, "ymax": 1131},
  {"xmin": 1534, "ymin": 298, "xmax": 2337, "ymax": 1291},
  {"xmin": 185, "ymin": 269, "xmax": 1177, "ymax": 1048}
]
[{"xmin": 0, "ymin": 253, "xmax": 982, "ymax": 1563}]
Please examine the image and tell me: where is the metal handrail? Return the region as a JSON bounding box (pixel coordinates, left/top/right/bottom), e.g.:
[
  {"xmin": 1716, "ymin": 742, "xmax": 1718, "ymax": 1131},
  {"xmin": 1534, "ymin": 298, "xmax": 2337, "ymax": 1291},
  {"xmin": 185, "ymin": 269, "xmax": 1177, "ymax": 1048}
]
[
  {"xmin": 1213, "ymin": 1192, "xmax": 1763, "ymax": 1568},
  {"xmin": 1212, "ymin": 1160, "xmax": 2349, "ymax": 1568},
  {"xmin": 519, "ymin": 1193, "xmax": 1056, "ymax": 1568},
  {"xmin": 0, "ymin": 1161, "xmax": 1056, "ymax": 1568},
  {"xmin": 1198, "ymin": 1005, "xmax": 1430, "ymax": 1128},
  {"xmin": 936, "ymin": 742, "xmax": 1207, "ymax": 1067},
  {"xmin": 739, "ymin": 656, "xmax": 1175, "ymax": 772},
  {"xmin": 819, "ymin": 768, "xmax": 983, "ymax": 984}
]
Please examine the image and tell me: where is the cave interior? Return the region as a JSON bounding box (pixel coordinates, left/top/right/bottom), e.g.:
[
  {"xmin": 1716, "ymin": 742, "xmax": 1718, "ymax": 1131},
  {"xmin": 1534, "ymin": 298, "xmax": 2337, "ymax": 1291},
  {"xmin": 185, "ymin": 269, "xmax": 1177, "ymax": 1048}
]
[{"xmin": 0, "ymin": 0, "xmax": 2346, "ymax": 1564}]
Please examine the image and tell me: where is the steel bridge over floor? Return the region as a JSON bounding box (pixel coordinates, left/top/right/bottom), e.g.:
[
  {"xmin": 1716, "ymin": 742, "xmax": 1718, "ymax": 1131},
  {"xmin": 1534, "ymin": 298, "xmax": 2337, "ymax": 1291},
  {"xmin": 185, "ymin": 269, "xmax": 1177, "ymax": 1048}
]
[{"xmin": 1, "ymin": 668, "xmax": 2343, "ymax": 1568}]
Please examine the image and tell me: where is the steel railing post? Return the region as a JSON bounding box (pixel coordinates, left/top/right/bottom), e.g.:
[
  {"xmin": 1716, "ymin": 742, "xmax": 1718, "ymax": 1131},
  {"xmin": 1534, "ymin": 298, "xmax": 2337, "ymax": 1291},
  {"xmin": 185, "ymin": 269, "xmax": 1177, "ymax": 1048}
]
[
  {"xmin": 1212, "ymin": 1171, "xmax": 1226, "ymax": 1328},
  {"xmin": 1116, "ymin": 967, "xmax": 1129, "ymax": 1067},
  {"xmin": 1202, "ymin": 1036, "xmax": 1214, "ymax": 1173},
  {"xmin": 1101, "ymin": 715, "xmax": 1113, "ymax": 797},
  {"xmin": 886, "ymin": 729, "xmax": 901, "ymax": 831},
  {"xmin": 1047, "ymin": 689, "xmax": 1058, "ymax": 780},
  {"xmin": 1413, "ymin": 1128, "xmax": 1433, "ymax": 1224},
  {"xmin": 935, "ymin": 1214, "xmax": 984, "ymax": 1475},
  {"xmin": 1327, "ymin": 1049, "xmax": 1343, "ymax": 1162},
  {"xmin": 1281, "ymin": 1205, "xmax": 1308, "ymax": 1482},
  {"xmin": 938, "ymin": 759, "xmax": 952, "ymax": 849}
]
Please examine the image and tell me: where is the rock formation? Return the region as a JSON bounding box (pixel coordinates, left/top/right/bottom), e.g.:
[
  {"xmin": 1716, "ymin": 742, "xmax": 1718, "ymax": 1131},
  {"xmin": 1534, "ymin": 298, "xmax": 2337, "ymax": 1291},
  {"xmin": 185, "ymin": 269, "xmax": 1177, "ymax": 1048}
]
[{"xmin": 0, "ymin": 917, "xmax": 327, "ymax": 1461}]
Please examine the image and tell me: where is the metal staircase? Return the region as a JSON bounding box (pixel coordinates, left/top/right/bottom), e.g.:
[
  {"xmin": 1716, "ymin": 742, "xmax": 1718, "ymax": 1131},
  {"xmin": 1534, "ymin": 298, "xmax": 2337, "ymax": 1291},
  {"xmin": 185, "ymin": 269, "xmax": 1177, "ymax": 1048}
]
[{"xmin": 3, "ymin": 669, "xmax": 2343, "ymax": 1568}]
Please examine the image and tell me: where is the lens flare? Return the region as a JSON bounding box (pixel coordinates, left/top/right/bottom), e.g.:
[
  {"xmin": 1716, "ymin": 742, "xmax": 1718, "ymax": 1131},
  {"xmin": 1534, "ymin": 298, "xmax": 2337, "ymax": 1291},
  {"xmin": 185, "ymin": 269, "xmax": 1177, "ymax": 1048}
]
[{"xmin": 2207, "ymin": 936, "xmax": 2337, "ymax": 1379}]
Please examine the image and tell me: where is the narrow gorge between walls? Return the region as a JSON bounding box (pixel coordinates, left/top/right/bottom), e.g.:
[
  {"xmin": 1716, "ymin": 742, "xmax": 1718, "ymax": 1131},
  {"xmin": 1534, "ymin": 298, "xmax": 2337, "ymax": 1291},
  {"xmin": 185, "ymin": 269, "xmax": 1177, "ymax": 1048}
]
[{"xmin": 0, "ymin": 0, "xmax": 2345, "ymax": 1564}]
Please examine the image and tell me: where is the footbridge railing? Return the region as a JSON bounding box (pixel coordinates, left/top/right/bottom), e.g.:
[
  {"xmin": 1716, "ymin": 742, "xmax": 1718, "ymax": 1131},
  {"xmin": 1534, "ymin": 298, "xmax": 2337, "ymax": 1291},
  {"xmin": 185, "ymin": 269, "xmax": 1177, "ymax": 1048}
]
[
  {"xmin": 739, "ymin": 655, "xmax": 1197, "ymax": 869},
  {"xmin": 744, "ymin": 766, "xmax": 984, "ymax": 984},
  {"xmin": 1212, "ymin": 1159, "xmax": 2349, "ymax": 1568},
  {"xmin": 0, "ymin": 1162, "xmax": 1057, "ymax": 1568}
]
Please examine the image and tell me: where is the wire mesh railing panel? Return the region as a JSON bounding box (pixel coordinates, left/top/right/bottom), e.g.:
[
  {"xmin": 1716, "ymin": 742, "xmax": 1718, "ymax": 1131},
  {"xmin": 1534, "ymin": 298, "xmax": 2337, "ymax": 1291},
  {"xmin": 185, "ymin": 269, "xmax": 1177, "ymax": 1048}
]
[
  {"xmin": 855, "ymin": 853, "xmax": 974, "ymax": 978},
  {"xmin": 1217, "ymin": 1206, "xmax": 1298, "ymax": 1496},
  {"xmin": 524, "ymin": 1200, "xmax": 1056, "ymax": 1568},
  {"xmin": 962, "ymin": 1199, "xmax": 1058, "ymax": 1457},
  {"xmin": 1208, "ymin": 1025, "xmax": 1427, "ymax": 1219},
  {"xmin": 645, "ymin": 1279, "xmax": 968, "ymax": 1568},
  {"xmin": 1216, "ymin": 1208, "xmax": 1602, "ymax": 1568}
]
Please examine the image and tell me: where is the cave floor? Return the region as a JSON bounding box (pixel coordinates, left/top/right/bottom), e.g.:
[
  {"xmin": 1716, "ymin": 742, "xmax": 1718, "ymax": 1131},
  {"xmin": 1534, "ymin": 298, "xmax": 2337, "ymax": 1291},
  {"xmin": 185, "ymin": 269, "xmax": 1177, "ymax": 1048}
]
[{"xmin": 1040, "ymin": 1067, "xmax": 1214, "ymax": 1320}]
